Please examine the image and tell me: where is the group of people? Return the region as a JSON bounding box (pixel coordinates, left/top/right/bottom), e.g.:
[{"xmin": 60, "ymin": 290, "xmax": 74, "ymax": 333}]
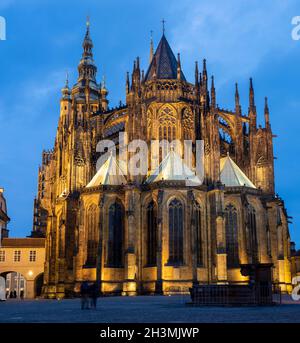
[
  {"xmin": 6, "ymin": 290, "xmax": 24, "ymax": 299},
  {"xmin": 80, "ymin": 281, "xmax": 100, "ymax": 310}
]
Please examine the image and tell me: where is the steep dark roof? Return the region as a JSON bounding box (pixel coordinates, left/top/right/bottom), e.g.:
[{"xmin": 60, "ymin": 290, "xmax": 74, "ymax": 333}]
[{"xmin": 145, "ymin": 34, "xmax": 186, "ymax": 82}]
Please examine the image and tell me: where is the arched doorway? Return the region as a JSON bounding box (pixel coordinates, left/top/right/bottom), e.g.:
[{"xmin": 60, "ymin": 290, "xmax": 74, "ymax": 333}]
[
  {"xmin": 35, "ymin": 273, "xmax": 44, "ymax": 297},
  {"xmin": 0, "ymin": 271, "xmax": 27, "ymax": 299}
]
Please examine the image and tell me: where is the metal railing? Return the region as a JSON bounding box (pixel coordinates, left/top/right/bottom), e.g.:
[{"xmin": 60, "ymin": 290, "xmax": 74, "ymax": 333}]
[{"xmin": 189, "ymin": 283, "xmax": 275, "ymax": 306}]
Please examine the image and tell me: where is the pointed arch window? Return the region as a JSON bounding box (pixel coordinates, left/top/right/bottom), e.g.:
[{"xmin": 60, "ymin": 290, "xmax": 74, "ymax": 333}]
[
  {"xmin": 168, "ymin": 199, "xmax": 184, "ymax": 265},
  {"xmin": 86, "ymin": 204, "xmax": 98, "ymax": 266},
  {"xmin": 194, "ymin": 202, "xmax": 203, "ymax": 266},
  {"xmin": 225, "ymin": 204, "xmax": 239, "ymax": 268},
  {"xmin": 247, "ymin": 205, "xmax": 258, "ymax": 262},
  {"xmin": 146, "ymin": 201, "xmax": 157, "ymax": 266},
  {"xmin": 107, "ymin": 201, "xmax": 124, "ymax": 267}
]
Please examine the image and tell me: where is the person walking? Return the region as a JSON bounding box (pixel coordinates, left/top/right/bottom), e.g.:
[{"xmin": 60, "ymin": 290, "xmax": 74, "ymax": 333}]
[
  {"xmin": 89, "ymin": 282, "xmax": 99, "ymax": 309},
  {"xmin": 80, "ymin": 281, "xmax": 90, "ymax": 310}
]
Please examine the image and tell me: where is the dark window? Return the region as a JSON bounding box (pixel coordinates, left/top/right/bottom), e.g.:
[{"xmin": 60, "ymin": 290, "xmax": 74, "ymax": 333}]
[
  {"xmin": 107, "ymin": 201, "xmax": 124, "ymax": 267},
  {"xmin": 225, "ymin": 204, "xmax": 239, "ymax": 268},
  {"xmin": 248, "ymin": 205, "xmax": 258, "ymax": 262},
  {"xmin": 168, "ymin": 199, "xmax": 184, "ymax": 265},
  {"xmin": 146, "ymin": 201, "xmax": 157, "ymax": 265},
  {"xmin": 86, "ymin": 205, "xmax": 98, "ymax": 266},
  {"xmin": 194, "ymin": 202, "xmax": 203, "ymax": 266}
]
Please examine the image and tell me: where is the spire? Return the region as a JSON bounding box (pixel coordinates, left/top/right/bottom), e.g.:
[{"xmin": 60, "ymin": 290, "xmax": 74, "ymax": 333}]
[
  {"xmin": 61, "ymin": 72, "xmax": 71, "ymax": 100},
  {"xmin": 249, "ymin": 78, "xmax": 257, "ymax": 130},
  {"xmin": 211, "ymin": 75, "xmax": 216, "ymax": 109},
  {"xmin": 202, "ymin": 59, "xmax": 208, "ymax": 87},
  {"xmin": 249, "ymin": 77, "xmax": 255, "ymax": 109},
  {"xmin": 201, "ymin": 59, "xmax": 208, "ymax": 108},
  {"xmin": 264, "ymin": 96, "xmax": 270, "ymax": 128},
  {"xmin": 100, "ymin": 75, "xmax": 108, "ymax": 111},
  {"xmin": 126, "ymin": 72, "xmax": 130, "ymax": 94},
  {"xmin": 177, "ymin": 53, "xmax": 181, "ymax": 80},
  {"xmin": 235, "ymin": 82, "xmax": 241, "ymax": 114},
  {"xmin": 77, "ymin": 18, "xmax": 97, "ymax": 82},
  {"xmin": 149, "ymin": 30, "xmax": 154, "ymax": 64},
  {"xmin": 195, "ymin": 61, "xmax": 199, "ymax": 87},
  {"xmin": 101, "ymin": 75, "xmax": 107, "ymax": 92},
  {"xmin": 131, "ymin": 57, "xmax": 141, "ymax": 92},
  {"xmin": 144, "ymin": 34, "xmax": 186, "ymax": 81}
]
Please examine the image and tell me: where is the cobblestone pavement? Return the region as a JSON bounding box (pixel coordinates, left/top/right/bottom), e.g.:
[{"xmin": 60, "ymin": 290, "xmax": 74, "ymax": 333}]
[{"xmin": 0, "ymin": 295, "xmax": 300, "ymax": 323}]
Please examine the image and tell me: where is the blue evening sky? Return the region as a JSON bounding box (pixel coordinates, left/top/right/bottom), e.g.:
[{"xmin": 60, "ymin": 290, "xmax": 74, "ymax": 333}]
[{"xmin": 0, "ymin": 0, "xmax": 299, "ymax": 245}]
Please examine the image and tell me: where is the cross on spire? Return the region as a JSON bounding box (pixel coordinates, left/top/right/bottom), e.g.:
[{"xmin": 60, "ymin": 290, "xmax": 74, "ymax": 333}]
[
  {"xmin": 162, "ymin": 19, "xmax": 166, "ymax": 34},
  {"xmin": 86, "ymin": 15, "xmax": 90, "ymax": 29}
]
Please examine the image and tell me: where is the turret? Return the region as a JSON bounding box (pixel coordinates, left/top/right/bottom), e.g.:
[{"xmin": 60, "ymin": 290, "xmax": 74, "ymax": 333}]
[
  {"xmin": 100, "ymin": 76, "xmax": 109, "ymax": 111},
  {"xmin": 60, "ymin": 75, "xmax": 71, "ymax": 127},
  {"xmin": 77, "ymin": 19, "xmax": 97, "ymax": 83}
]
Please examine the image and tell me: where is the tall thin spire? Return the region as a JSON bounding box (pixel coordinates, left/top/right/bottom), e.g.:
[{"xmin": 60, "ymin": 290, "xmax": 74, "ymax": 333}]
[
  {"xmin": 249, "ymin": 77, "xmax": 255, "ymax": 109},
  {"xmin": 249, "ymin": 78, "xmax": 257, "ymax": 130},
  {"xmin": 211, "ymin": 75, "xmax": 216, "ymax": 109},
  {"xmin": 264, "ymin": 96, "xmax": 270, "ymax": 128},
  {"xmin": 177, "ymin": 53, "xmax": 181, "ymax": 80},
  {"xmin": 235, "ymin": 82, "xmax": 241, "ymax": 114},
  {"xmin": 126, "ymin": 72, "xmax": 130, "ymax": 94},
  {"xmin": 201, "ymin": 59, "xmax": 208, "ymax": 108},
  {"xmin": 202, "ymin": 59, "xmax": 207, "ymax": 85},
  {"xmin": 149, "ymin": 30, "xmax": 154, "ymax": 64}
]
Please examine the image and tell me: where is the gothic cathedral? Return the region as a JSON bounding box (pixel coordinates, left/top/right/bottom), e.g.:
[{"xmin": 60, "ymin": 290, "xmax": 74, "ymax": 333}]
[{"xmin": 33, "ymin": 23, "xmax": 292, "ymax": 298}]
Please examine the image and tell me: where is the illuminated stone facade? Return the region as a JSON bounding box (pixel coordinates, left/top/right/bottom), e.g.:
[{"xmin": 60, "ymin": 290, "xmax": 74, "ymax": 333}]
[{"xmin": 34, "ymin": 24, "xmax": 292, "ymax": 298}]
